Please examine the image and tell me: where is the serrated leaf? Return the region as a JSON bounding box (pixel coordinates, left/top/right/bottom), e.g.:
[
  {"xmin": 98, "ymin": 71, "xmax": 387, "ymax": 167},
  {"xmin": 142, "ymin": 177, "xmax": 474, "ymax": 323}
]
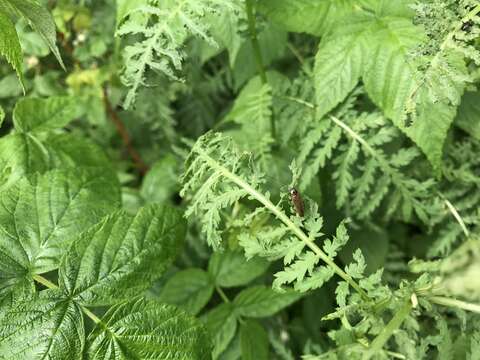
[
  {"xmin": 158, "ymin": 268, "xmax": 214, "ymax": 315},
  {"xmin": 258, "ymin": 0, "xmax": 360, "ymax": 36},
  {"xmin": 0, "ymin": 168, "xmax": 120, "ymax": 292},
  {"xmin": 202, "ymin": 303, "xmax": 237, "ymax": 359},
  {"xmin": 240, "ymin": 320, "xmax": 269, "ymax": 360},
  {"xmin": 233, "ymin": 285, "xmax": 301, "ymax": 318},
  {"xmin": 0, "ymin": 290, "xmax": 84, "ymax": 360},
  {"xmin": 86, "ymin": 297, "xmax": 210, "ymax": 360},
  {"xmin": 59, "ymin": 204, "xmax": 185, "ymax": 306},
  {"xmin": 208, "ymin": 249, "xmax": 269, "ymax": 288},
  {"xmin": 13, "ymin": 96, "xmax": 77, "ymax": 133},
  {"xmin": 314, "ymin": 15, "xmax": 372, "ymax": 118},
  {"xmin": 0, "ymin": 132, "xmax": 115, "ymax": 190},
  {"xmin": 362, "ymin": 16, "xmax": 464, "ymax": 171},
  {"xmin": 4, "ymin": 0, "xmax": 64, "ymax": 69},
  {"xmin": 0, "ymin": 12, "xmax": 24, "ymax": 90},
  {"xmin": 345, "ymin": 249, "xmax": 366, "ymax": 279}
]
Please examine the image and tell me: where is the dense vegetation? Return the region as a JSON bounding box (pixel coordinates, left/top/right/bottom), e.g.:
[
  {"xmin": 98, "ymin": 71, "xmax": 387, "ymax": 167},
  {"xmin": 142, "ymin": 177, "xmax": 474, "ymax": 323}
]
[{"xmin": 0, "ymin": 0, "xmax": 480, "ymax": 359}]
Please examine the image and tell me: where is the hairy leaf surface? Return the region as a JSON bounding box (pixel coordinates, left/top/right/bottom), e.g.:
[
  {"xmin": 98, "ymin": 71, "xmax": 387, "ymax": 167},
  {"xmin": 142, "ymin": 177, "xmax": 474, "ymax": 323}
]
[
  {"xmin": 86, "ymin": 297, "xmax": 210, "ymax": 360},
  {"xmin": 0, "ymin": 168, "xmax": 120, "ymax": 291},
  {"xmin": 0, "ymin": 290, "xmax": 84, "ymax": 360},
  {"xmin": 59, "ymin": 205, "xmax": 185, "ymax": 306}
]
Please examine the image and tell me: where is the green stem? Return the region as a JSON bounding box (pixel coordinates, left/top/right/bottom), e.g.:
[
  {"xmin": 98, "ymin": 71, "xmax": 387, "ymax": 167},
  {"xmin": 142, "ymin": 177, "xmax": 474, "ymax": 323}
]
[
  {"xmin": 430, "ymin": 296, "xmax": 480, "ymax": 314},
  {"xmin": 197, "ymin": 148, "xmax": 370, "ymax": 301},
  {"xmin": 245, "ymin": 0, "xmax": 276, "ymax": 138},
  {"xmin": 245, "ymin": 0, "xmax": 267, "ymax": 84},
  {"xmin": 365, "ymin": 299, "xmax": 412, "ymax": 358},
  {"xmin": 81, "ymin": 305, "xmax": 102, "ymax": 324},
  {"xmin": 32, "ymin": 274, "xmax": 103, "ymax": 325},
  {"xmin": 32, "ymin": 274, "xmax": 58, "ymax": 289},
  {"xmin": 216, "ymin": 286, "xmax": 230, "ymax": 303}
]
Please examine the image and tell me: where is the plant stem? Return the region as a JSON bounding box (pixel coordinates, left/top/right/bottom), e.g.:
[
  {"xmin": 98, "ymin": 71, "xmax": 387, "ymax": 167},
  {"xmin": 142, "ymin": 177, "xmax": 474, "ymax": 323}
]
[
  {"xmin": 245, "ymin": 0, "xmax": 267, "ymax": 84},
  {"xmin": 81, "ymin": 305, "xmax": 102, "ymax": 324},
  {"xmin": 430, "ymin": 295, "xmax": 480, "ymax": 314},
  {"xmin": 245, "ymin": 0, "xmax": 276, "ymax": 138},
  {"xmin": 197, "ymin": 149, "xmax": 370, "ymax": 301},
  {"xmin": 216, "ymin": 286, "xmax": 230, "ymax": 303},
  {"xmin": 32, "ymin": 274, "xmax": 58, "ymax": 289},
  {"xmin": 365, "ymin": 299, "xmax": 412, "ymax": 358},
  {"xmin": 32, "ymin": 274, "xmax": 103, "ymax": 325},
  {"xmin": 103, "ymin": 86, "xmax": 148, "ymax": 176}
]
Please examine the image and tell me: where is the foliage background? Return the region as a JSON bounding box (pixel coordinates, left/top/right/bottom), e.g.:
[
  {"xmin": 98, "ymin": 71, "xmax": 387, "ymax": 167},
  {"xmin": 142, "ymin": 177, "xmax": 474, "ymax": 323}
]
[{"xmin": 0, "ymin": 0, "xmax": 480, "ymax": 359}]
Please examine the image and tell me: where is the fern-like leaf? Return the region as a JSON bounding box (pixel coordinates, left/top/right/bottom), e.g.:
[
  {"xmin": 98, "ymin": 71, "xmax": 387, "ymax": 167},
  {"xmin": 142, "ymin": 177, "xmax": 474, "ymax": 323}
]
[{"xmin": 117, "ymin": 0, "xmax": 240, "ymax": 108}]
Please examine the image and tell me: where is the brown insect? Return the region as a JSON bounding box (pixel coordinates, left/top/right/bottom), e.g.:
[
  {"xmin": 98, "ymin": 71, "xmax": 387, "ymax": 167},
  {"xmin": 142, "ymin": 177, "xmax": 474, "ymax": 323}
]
[{"xmin": 289, "ymin": 188, "xmax": 304, "ymax": 217}]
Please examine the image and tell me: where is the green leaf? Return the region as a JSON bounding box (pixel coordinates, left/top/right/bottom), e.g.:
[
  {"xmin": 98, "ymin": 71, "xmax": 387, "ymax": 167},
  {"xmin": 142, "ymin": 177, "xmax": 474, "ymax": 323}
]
[
  {"xmin": 339, "ymin": 226, "xmax": 389, "ymax": 274},
  {"xmin": 232, "ymin": 24, "xmax": 287, "ymax": 89},
  {"xmin": 115, "ymin": 0, "xmax": 145, "ymax": 27},
  {"xmin": 313, "ymin": 15, "xmax": 371, "ymax": 119},
  {"xmin": 158, "ymin": 268, "xmax": 214, "ymax": 315},
  {"xmin": 258, "ymin": 0, "xmax": 360, "ymax": 36},
  {"xmin": 240, "ymin": 320, "xmax": 269, "ymax": 360},
  {"xmin": 0, "ymin": 290, "xmax": 84, "ymax": 360},
  {"xmin": 13, "ymin": 96, "xmax": 77, "ymax": 133},
  {"xmin": 0, "ymin": 168, "xmax": 120, "ymax": 290},
  {"xmin": 202, "ymin": 303, "xmax": 238, "ymax": 359},
  {"xmin": 4, "ymin": 0, "xmax": 64, "ymax": 69},
  {"xmin": 233, "ymin": 285, "xmax": 301, "ymax": 318},
  {"xmin": 59, "ymin": 204, "xmax": 185, "ymax": 306},
  {"xmin": 362, "ymin": 16, "xmax": 464, "ymax": 171},
  {"xmin": 140, "ymin": 154, "xmax": 179, "ymax": 204},
  {"xmin": 455, "ymin": 91, "xmax": 480, "ymax": 140},
  {"xmin": 0, "ymin": 11, "xmax": 24, "ymax": 90},
  {"xmin": 0, "ymin": 105, "xmax": 4, "ymax": 128},
  {"xmin": 208, "ymin": 249, "xmax": 269, "ymax": 288},
  {"xmin": 86, "ymin": 297, "xmax": 210, "ymax": 360},
  {"xmin": 0, "ymin": 132, "xmax": 115, "ymax": 189}
]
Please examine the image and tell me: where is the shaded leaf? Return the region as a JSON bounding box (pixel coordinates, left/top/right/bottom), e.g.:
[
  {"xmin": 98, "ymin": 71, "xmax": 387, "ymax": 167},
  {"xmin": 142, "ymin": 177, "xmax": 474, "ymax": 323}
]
[
  {"xmin": 202, "ymin": 303, "xmax": 237, "ymax": 359},
  {"xmin": 240, "ymin": 320, "xmax": 269, "ymax": 360},
  {"xmin": 158, "ymin": 268, "xmax": 214, "ymax": 315},
  {"xmin": 233, "ymin": 285, "xmax": 301, "ymax": 318},
  {"xmin": 208, "ymin": 249, "xmax": 269, "ymax": 288}
]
